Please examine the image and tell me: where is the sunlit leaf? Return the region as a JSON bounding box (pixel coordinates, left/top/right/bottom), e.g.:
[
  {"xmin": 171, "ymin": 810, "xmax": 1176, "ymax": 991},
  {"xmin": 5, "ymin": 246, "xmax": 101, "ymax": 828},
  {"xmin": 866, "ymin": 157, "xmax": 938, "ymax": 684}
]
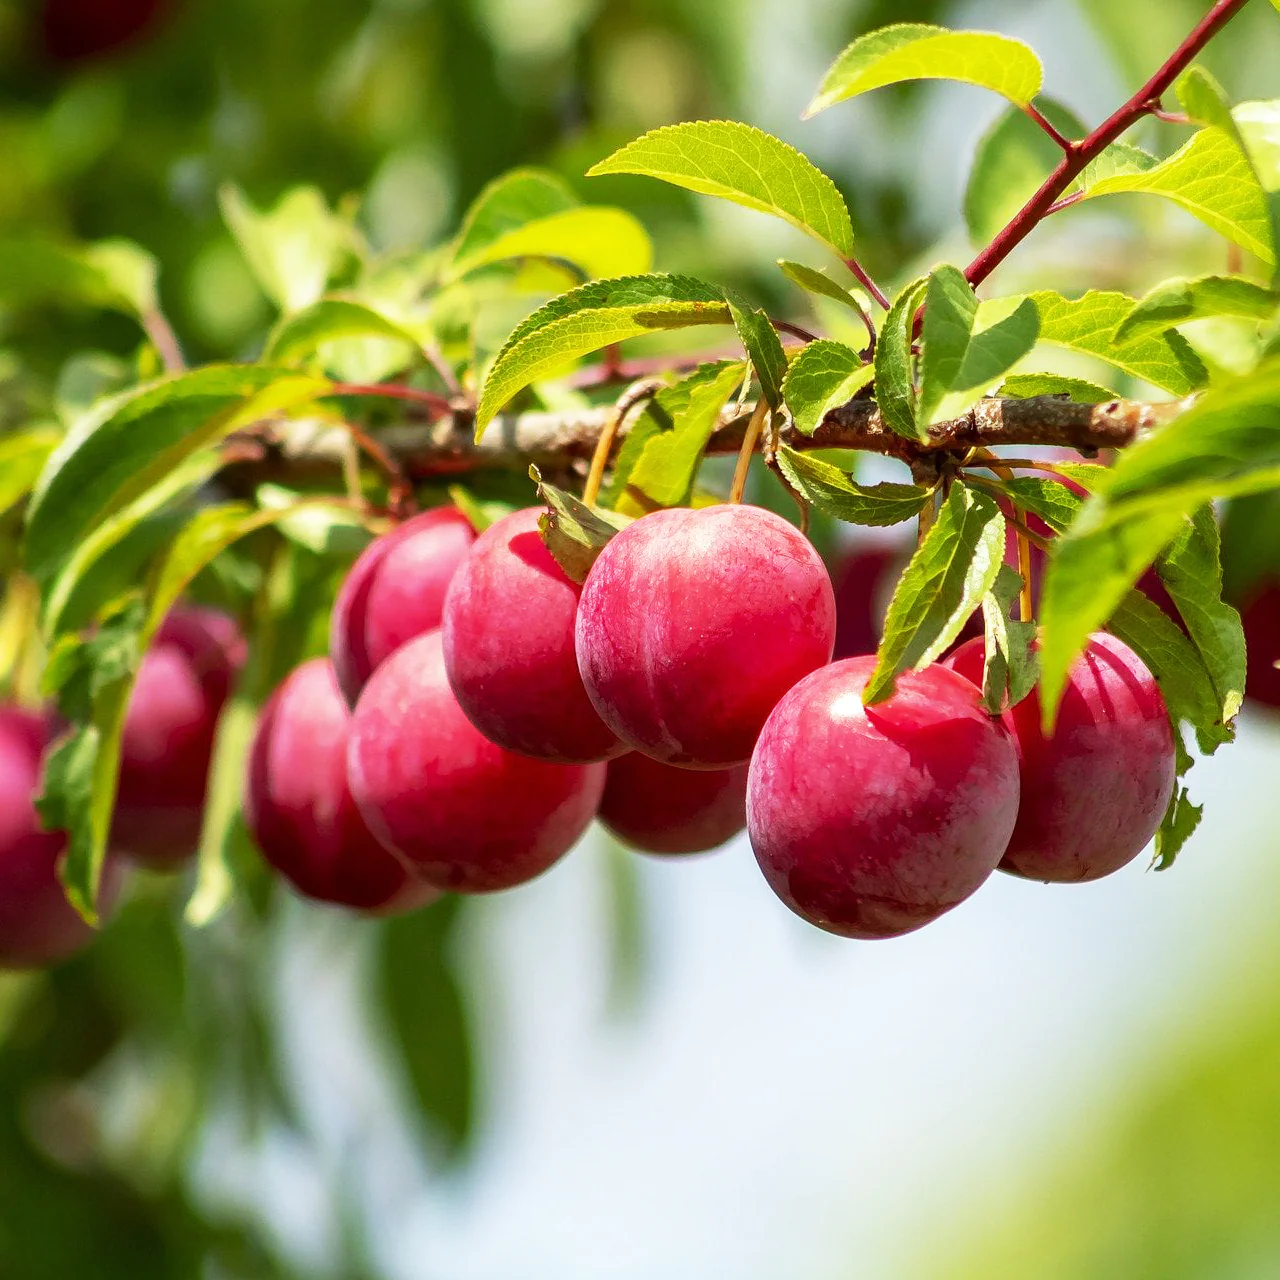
[
  {"xmin": 873, "ymin": 275, "xmax": 929, "ymax": 441},
  {"xmin": 775, "ymin": 446, "xmax": 931, "ymax": 525},
  {"xmin": 1115, "ymin": 275, "xmax": 1278, "ymax": 343},
  {"xmin": 777, "ymin": 259, "xmax": 872, "ymax": 325},
  {"xmin": 450, "ymin": 168, "xmax": 577, "ymax": 269},
  {"xmin": 979, "ymin": 563, "xmax": 1038, "ymax": 714},
  {"xmin": 781, "ymin": 339, "xmax": 874, "ymax": 435},
  {"xmin": 728, "ymin": 299, "xmax": 787, "ymax": 409},
  {"xmin": 264, "ymin": 297, "xmax": 427, "ymax": 365}
]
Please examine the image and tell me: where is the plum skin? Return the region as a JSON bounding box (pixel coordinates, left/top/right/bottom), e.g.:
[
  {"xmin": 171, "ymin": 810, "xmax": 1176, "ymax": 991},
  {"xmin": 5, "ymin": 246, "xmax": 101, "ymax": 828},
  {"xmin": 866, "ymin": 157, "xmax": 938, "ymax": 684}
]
[
  {"xmin": 347, "ymin": 631, "xmax": 606, "ymax": 893},
  {"xmin": 330, "ymin": 506, "xmax": 476, "ymax": 706},
  {"xmin": 575, "ymin": 504, "xmax": 837, "ymax": 769},
  {"xmin": 747, "ymin": 657, "xmax": 1020, "ymax": 940},
  {"xmin": 600, "ymin": 754, "xmax": 748, "ymax": 856},
  {"xmin": 947, "ymin": 632, "xmax": 1175, "ymax": 882},
  {"xmin": 0, "ymin": 706, "xmax": 123, "ymax": 968},
  {"xmin": 245, "ymin": 659, "xmax": 437, "ymax": 914},
  {"xmin": 443, "ymin": 507, "xmax": 624, "ymax": 763},
  {"xmin": 112, "ymin": 605, "xmax": 246, "ymax": 868},
  {"xmin": 1240, "ymin": 582, "xmax": 1280, "ymax": 710}
]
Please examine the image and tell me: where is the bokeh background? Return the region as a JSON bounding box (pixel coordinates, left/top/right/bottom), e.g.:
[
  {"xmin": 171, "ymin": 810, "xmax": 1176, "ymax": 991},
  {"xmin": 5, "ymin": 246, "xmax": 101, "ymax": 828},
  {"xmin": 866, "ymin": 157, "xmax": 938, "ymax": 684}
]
[{"xmin": 1, "ymin": 0, "xmax": 1279, "ymax": 1276}]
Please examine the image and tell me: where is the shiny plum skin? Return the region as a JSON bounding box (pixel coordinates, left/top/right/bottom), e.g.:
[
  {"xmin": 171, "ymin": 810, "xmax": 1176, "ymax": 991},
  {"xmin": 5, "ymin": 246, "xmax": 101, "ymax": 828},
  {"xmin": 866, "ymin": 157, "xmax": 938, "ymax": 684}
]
[
  {"xmin": 330, "ymin": 506, "xmax": 475, "ymax": 706},
  {"xmin": 947, "ymin": 632, "xmax": 1176, "ymax": 882},
  {"xmin": 747, "ymin": 658, "xmax": 1019, "ymax": 940},
  {"xmin": 0, "ymin": 707, "xmax": 123, "ymax": 968},
  {"xmin": 600, "ymin": 754, "xmax": 748, "ymax": 856},
  {"xmin": 1240, "ymin": 582, "xmax": 1280, "ymax": 710},
  {"xmin": 347, "ymin": 631, "xmax": 606, "ymax": 893},
  {"xmin": 245, "ymin": 659, "xmax": 437, "ymax": 914},
  {"xmin": 112, "ymin": 606, "xmax": 246, "ymax": 868},
  {"xmin": 575, "ymin": 505, "xmax": 837, "ymax": 769},
  {"xmin": 443, "ymin": 508, "xmax": 624, "ymax": 763}
]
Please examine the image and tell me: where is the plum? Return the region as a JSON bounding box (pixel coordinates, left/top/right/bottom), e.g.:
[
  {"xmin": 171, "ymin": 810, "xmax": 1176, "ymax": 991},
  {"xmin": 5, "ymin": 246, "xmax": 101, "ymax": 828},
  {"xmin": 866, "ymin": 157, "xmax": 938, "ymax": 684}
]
[
  {"xmin": 112, "ymin": 605, "xmax": 245, "ymax": 868},
  {"xmin": 347, "ymin": 631, "xmax": 606, "ymax": 893},
  {"xmin": 443, "ymin": 507, "xmax": 624, "ymax": 763},
  {"xmin": 0, "ymin": 706, "xmax": 123, "ymax": 968},
  {"xmin": 747, "ymin": 658, "xmax": 1019, "ymax": 939},
  {"xmin": 1240, "ymin": 582, "xmax": 1280, "ymax": 710},
  {"xmin": 245, "ymin": 659, "xmax": 437, "ymax": 914},
  {"xmin": 600, "ymin": 753, "xmax": 747, "ymax": 856},
  {"xmin": 575, "ymin": 504, "xmax": 836, "ymax": 768},
  {"xmin": 330, "ymin": 506, "xmax": 475, "ymax": 705},
  {"xmin": 947, "ymin": 632, "xmax": 1175, "ymax": 881}
]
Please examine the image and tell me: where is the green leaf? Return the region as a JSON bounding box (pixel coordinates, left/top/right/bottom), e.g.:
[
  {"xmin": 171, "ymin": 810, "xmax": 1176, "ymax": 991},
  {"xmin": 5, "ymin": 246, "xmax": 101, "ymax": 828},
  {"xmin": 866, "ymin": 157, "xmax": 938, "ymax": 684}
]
[
  {"xmin": 24, "ymin": 365, "xmax": 330, "ymax": 584},
  {"xmin": 0, "ymin": 427, "xmax": 60, "ymax": 520},
  {"xmin": 1071, "ymin": 126, "xmax": 1275, "ymax": 267},
  {"xmin": 264, "ymin": 297, "xmax": 427, "ymax": 364},
  {"xmin": 806, "ymin": 24, "xmax": 1043, "ymax": 117},
  {"xmin": 586, "ymin": 121, "xmax": 855, "ymax": 259},
  {"xmin": 1072, "ymin": 141, "xmax": 1159, "ymax": 190},
  {"xmin": 219, "ymin": 184, "xmax": 348, "ymax": 314},
  {"xmin": 0, "ymin": 236, "xmax": 154, "ymax": 319},
  {"xmin": 781, "ymin": 339, "xmax": 874, "ymax": 435},
  {"xmin": 378, "ymin": 900, "xmax": 476, "ymax": 1159},
  {"xmin": 475, "ymin": 274, "xmax": 731, "ymax": 433},
  {"xmin": 777, "ymin": 259, "xmax": 872, "ymax": 326},
  {"xmin": 874, "ymin": 275, "xmax": 929, "ymax": 441},
  {"xmin": 255, "ymin": 483, "xmax": 376, "ymax": 556},
  {"xmin": 865, "ymin": 484, "xmax": 1005, "ymax": 704},
  {"xmin": 919, "ymin": 265, "xmax": 1039, "ymax": 424},
  {"xmin": 445, "ymin": 485, "xmax": 515, "ymax": 534},
  {"xmin": 614, "ymin": 362, "xmax": 745, "ymax": 515},
  {"xmin": 728, "ymin": 300, "xmax": 787, "ymax": 410},
  {"xmin": 81, "ymin": 239, "xmax": 160, "ymax": 318},
  {"xmin": 1234, "ymin": 100, "xmax": 1280, "ymax": 190},
  {"xmin": 1153, "ymin": 781, "xmax": 1202, "ymax": 870},
  {"xmin": 1114, "ymin": 275, "xmax": 1278, "ymax": 343},
  {"xmin": 1157, "ymin": 506, "xmax": 1246, "ymax": 725},
  {"xmin": 449, "ymin": 205, "xmax": 652, "ymax": 282},
  {"xmin": 775, "ymin": 446, "xmax": 932, "ymax": 526},
  {"xmin": 998, "ymin": 474, "xmax": 1086, "ymax": 533},
  {"xmin": 964, "ymin": 100, "xmax": 1086, "ymax": 245},
  {"xmin": 999, "ymin": 371, "xmax": 1119, "ymax": 402},
  {"xmin": 530, "ymin": 465, "xmax": 631, "ymax": 583},
  {"xmin": 451, "ymin": 168, "xmax": 577, "ymax": 269},
  {"xmin": 978, "ymin": 290, "xmax": 1207, "ymax": 394},
  {"xmin": 979, "ymin": 564, "xmax": 1039, "ymax": 714}
]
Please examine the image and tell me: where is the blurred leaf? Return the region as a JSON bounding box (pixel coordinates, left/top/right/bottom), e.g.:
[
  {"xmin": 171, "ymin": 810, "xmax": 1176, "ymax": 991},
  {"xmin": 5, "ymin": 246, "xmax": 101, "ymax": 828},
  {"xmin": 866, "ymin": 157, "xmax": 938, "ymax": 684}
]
[
  {"xmin": 378, "ymin": 900, "xmax": 476, "ymax": 1160},
  {"xmin": 254, "ymin": 484, "xmax": 377, "ymax": 556},
  {"xmin": 727, "ymin": 300, "xmax": 787, "ymax": 410},
  {"xmin": 874, "ymin": 275, "xmax": 929, "ymax": 441},
  {"xmin": 1115, "ymin": 275, "xmax": 1278, "ymax": 342},
  {"xmin": 979, "ymin": 564, "xmax": 1038, "ymax": 714},
  {"xmin": 775, "ymin": 446, "xmax": 931, "ymax": 525},
  {"xmin": 450, "ymin": 168, "xmax": 577, "ymax": 269},
  {"xmin": 530, "ymin": 465, "xmax": 631, "ymax": 583},
  {"xmin": 865, "ymin": 485, "xmax": 1004, "ymax": 704},
  {"xmin": 219, "ymin": 185, "xmax": 348, "ymax": 314},
  {"xmin": 0, "ymin": 237, "xmax": 153, "ymax": 320},
  {"xmin": 264, "ymin": 297, "xmax": 425, "ymax": 365},
  {"xmin": 781, "ymin": 339, "xmax": 874, "ymax": 435},
  {"xmin": 1235, "ymin": 100, "xmax": 1280, "ymax": 189},
  {"xmin": 964, "ymin": 99, "xmax": 1086, "ymax": 245},
  {"xmin": 587, "ymin": 121, "xmax": 855, "ymax": 258},
  {"xmin": 777, "ymin": 259, "xmax": 872, "ymax": 325},
  {"xmin": 977, "ymin": 290, "xmax": 1207, "ymax": 394},
  {"xmin": 0, "ymin": 428, "xmax": 60, "ymax": 521},
  {"xmin": 81, "ymin": 239, "xmax": 159, "ymax": 317},
  {"xmin": 806, "ymin": 24, "xmax": 1043, "ymax": 117},
  {"xmin": 475, "ymin": 275, "xmax": 731, "ymax": 432},
  {"xmin": 24, "ymin": 365, "xmax": 330, "ymax": 585}
]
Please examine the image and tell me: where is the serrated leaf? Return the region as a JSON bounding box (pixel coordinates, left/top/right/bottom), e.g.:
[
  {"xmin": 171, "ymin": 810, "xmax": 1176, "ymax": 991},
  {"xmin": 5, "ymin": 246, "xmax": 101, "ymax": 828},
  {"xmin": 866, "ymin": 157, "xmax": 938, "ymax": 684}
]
[
  {"xmin": 530, "ymin": 465, "xmax": 631, "ymax": 582},
  {"xmin": 1153, "ymin": 782, "xmax": 1202, "ymax": 870},
  {"xmin": 978, "ymin": 290, "xmax": 1207, "ymax": 394},
  {"xmin": 615, "ymin": 362, "xmax": 745, "ymax": 515},
  {"xmin": 777, "ymin": 259, "xmax": 872, "ymax": 325},
  {"xmin": 475, "ymin": 274, "xmax": 731, "ymax": 432},
  {"xmin": 806, "ymin": 24, "xmax": 1043, "ymax": 117},
  {"xmin": 998, "ymin": 474, "xmax": 1086, "ymax": 533},
  {"xmin": 1157, "ymin": 506, "xmax": 1246, "ymax": 724},
  {"xmin": 219, "ymin": 184, "xmax": 347, "ymax": 314},
  {"xmin": 264, "ymin": 297, "xmax": 426, "ymax": 365},
  {"xmin": 0, "ymin": 427, "xmax": 60, "ymax": 519},
  {"xmin": 24, "ymin": 365, "xmax": 330, "ymax": 584},
  {"xmin": 775, "ymin": 445, "xmax": 931, "ymax": 525},
  {"xmin": 728, "ymin": 299, "xmax": 787, "ymax": 409},
  {"xmin": 865, "ymin": 484, "xmax": 1004, "ymax": 704},
  {"xmin": 919, "ymin": 266, "xmax": 1039, "ymax": 424},
  {"xmin": 980, "ymin": 563, "xmax": 1039, "ymax": 714},
  {"xmin": 1072, "ymin": 141, "xmax": 1158, "ymax": 190},
  {"xmin": 999, "ymin": 371, "xmax": 1119, "ymax": 402},
  {"xmin": 1072, "ymin": 125, "xmax": 1275, "ymax": 267},
  {"xmin": 449, "ymin": 205, "xmax": 653, "ymax": 282},
  {"xmin": 781, "ymin": 339, "xmax": 874, "ymax": 435},
  {"xmin": 1114, "ymin": 275, "xmax": 1278, "ymax": 343},
  {"xmin": 964, "ymin": 99, "xmax": 1086, "ymax": 245},
  {"xmin": 587, "ymin": 121, "xmax": 855, "ymax": 259},
  {"xmin": 451, "ymin": 168, "xmax": 577, "ymax": 269},
  {"xmin": 874, "ymin": 275, "xmax": 929, "ymax": 441}
]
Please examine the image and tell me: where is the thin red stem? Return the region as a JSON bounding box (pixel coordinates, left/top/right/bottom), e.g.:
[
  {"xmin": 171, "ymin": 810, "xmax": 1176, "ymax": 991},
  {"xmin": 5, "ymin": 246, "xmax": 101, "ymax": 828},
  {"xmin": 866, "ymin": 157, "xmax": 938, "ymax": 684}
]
[
  {"xmin": 342, "ymin": 421, "xmax": 416, "ymax": 518},
  {"xmin": 142, "ymin": 308, "xmax": 185, "ymax": 372},
  {"xmin": 843, "ymin": 257, "xmax": 891, "ymax": 311},
  {"xmin": 1022, "ymin": 102, "xmax": 1073, "ymax": 151},
  {"xmin": 328, "ymin": 382, "xmax": 454, "ymax": 417},
  {"xmin": 771, "ymin": 317, "xmax": 819, "ymax": 343},
  {"xmin": 1150, "ymin": 107, "xmax": 1193, "ymax": 125},
  {"xmin": 963, "ymin": 0, "xmax": 1250, "ymax": 290}
]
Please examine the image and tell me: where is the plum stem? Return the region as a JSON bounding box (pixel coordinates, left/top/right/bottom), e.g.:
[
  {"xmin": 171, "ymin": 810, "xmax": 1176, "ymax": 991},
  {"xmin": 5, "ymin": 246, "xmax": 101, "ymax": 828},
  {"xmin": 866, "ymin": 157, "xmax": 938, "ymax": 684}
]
[
  {"xmin": 729, "ymin": 400, "xmax": 769, "ymax": 504},
  {"xmin": 582, "ymin": 379, "xmax": 663, "ymax": 508}
]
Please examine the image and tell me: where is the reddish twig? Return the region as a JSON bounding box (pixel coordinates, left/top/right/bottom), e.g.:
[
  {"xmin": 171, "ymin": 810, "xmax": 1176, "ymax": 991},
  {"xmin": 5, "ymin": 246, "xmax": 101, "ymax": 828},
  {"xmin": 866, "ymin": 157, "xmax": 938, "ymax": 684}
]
[
  {"xmin": 328, "ymin": 382, "xmax": 455, "ymax": 417},
  {"xmin": 771, "ymin": 317, "xmax": 819, "ymax": 343},
  {"xmin": 1022, "ymin": 102, "xmax": 1074, "ymax": 151},
  {"xmin": 341, "ymin": 421, "xmax": 416, "ymax": 518},
  {"xmin": 843, "ymin": 257, "xmax": 891, "ymax": 310},
  {"xmin": 141, "ymin": 308, "xmax": 185, "ymax": 373}
]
